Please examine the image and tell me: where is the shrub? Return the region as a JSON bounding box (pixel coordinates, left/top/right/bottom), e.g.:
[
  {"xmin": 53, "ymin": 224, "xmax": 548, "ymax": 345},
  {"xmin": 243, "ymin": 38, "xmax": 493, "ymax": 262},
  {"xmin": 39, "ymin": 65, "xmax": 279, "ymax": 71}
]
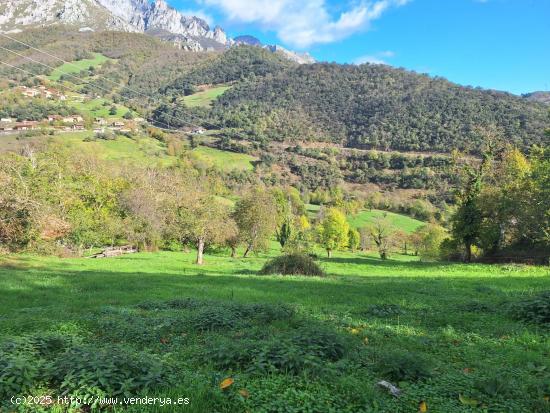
[
  {"xmin": 187, "ymin": 307, "xmax": 241, "ymax": 332},
  {"xmin": 473, "ymin": 374, "xmax": 516, "ymax": 397},
  {"xmin": 225, "ymin": 302, "xmax": 295, "ymax": 324},
  {"xmin": 50, "ymin": 345, "xmax": 173, "ymax": 401},
  {"xmin": 365, "ymin": 304, "xmax": 404, "ymax": 317},
  {"xmin": 375, "ymin": 350, "xmax": 433, "ymax": 382},
  {"xmin": 290, "ymin": 327, "xmax": 346, "ymax": 361},
  {"xmin": 0, "ymin": 333, "xmax": 76, "ymax": 399},
  {"xmin": 136, "ymin": 297, "xmax": 208, "ymax": 311},
  {"xmin": 95, "ymin": 312, "xmax": 187, "ymax": 345},
  {"xmin": 207, "ymin": 326, "xmax": 346, "ymax": 375},
  {"xmin": 259, "ymin": 254, "xmax": 325, "ymax": 276},
  {"xmin": 510, "ymin": 291, "xmax": 550, "ymax": 326},
  {"xmin": 0, "ymin": 352, "xmax": 41, "ymax": 399}
]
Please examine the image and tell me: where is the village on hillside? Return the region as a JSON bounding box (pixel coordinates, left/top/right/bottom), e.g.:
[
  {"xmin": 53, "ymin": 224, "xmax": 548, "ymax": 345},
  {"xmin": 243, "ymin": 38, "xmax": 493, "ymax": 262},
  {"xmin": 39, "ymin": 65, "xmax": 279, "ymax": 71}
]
[{"xmin": 0, "ymin": 84, "xmax": 146, "ymax": 135}]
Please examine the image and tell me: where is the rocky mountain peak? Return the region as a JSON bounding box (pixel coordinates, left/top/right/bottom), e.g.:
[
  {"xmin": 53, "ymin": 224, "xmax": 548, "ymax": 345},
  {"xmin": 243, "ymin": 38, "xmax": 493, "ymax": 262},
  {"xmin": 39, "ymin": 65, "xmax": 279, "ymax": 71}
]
[{"xmin": 0, "ymin": 0, "xmax": 314, "ymax": 63}]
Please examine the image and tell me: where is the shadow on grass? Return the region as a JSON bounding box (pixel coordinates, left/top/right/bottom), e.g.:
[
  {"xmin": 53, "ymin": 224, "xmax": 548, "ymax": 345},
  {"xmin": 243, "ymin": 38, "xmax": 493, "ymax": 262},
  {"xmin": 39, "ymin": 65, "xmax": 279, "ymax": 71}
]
[{"xmin": 318, "ymin": 255, "xmax": 454, "ymax": 269}]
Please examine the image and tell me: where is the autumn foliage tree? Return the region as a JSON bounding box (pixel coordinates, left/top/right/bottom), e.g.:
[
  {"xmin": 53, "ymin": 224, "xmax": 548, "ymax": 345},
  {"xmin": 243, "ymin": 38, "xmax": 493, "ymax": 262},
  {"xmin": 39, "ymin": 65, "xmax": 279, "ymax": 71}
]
[{"xmin": 317, "ymin": 208, "xmax": 349, "ymax": 258}]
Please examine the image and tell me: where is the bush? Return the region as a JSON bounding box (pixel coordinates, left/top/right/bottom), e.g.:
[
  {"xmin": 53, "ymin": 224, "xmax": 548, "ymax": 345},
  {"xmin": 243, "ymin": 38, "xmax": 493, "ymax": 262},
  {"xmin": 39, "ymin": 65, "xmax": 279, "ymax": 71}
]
[
  {"xmin": 0, "ymin": 352, "xmax": 41, "ymax": 400},
  {"xmin": 510, "ymin": 291, "xmax": 550, "ymax": 326},
  {"xmin": 187, "ymin": 307, "xmax": 241, "ymax": 332},
  {"xmin": 50, "ymin": 345, "xmax": 172, "ymax": 402},
  {"xmin": 207, "ymin": 326, "xmax": 347, "ymax": 375},
  {"xmin": 0, "ymin": 333, "xmax": 77, "ymax": 399},
  {"xmin": 0, "ymin": 335, "xmax": 173, "ymax": 406},
  {"xmin": 259, "ymin": 254, "xmax": 325, "ymax": 276},
  {"xmin": 375, "ymin": 350, "xmax": 433, "ymax": 382},
  {"xmin": 365, "ymin": 304, "xmax": 404, "ymax": 317}
]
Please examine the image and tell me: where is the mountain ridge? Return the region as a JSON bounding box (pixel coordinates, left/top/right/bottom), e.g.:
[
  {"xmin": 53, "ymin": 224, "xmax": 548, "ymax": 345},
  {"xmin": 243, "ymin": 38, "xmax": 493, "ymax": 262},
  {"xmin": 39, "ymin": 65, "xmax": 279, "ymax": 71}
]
[{"xmin": 0, "ymin": 0, "xmax": 313, "ymax": 61}]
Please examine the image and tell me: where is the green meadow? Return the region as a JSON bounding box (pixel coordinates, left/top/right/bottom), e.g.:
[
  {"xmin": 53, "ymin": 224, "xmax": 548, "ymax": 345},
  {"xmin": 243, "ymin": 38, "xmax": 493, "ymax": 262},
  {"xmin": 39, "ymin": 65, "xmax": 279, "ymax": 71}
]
[
  {"xmin": 184, "ymin": 86, "xmax": 231, "ymax": 108},
  {"xmin": 47, "ymin": 53, "xmax": 109, "ymax": 81},
  {"xmin": 1, "ymin": 246, "xmax": 548, "ymax": 412},
  {"xmin": 67, "ymin": 98, "xmax": 131, "ymax": 119},
  {"xmin": 0, "ymin": 132, "xmax": 259, "ymax": 170},
  {"xmin": 191, "ymin": 145, "xmax": 256, "ymax": 171},
  {"xmin": 349, "ymin": 210, "xmax": 425, "ymax": 233}
]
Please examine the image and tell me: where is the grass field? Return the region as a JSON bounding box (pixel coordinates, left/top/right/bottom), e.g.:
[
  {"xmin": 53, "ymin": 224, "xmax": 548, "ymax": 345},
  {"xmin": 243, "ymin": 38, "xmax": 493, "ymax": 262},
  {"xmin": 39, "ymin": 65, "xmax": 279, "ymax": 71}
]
[
  {"xmin": 1, "ymin": 245, "xmax": 548, "ymax": 412},
  {"xmin": 68, "ymin": 97, "xmax": 131, "ymax": 119},
  {"xmin": 349, "ymin": 209, "xmax": 425, "ymax": 233},
  {"xmin": 0, "ymin": 134, "xmax": 256, "ymax": 170},
  {"xmin": 306, "ymin": 206, "xmax": 425, "ymax": 234},
  {"xmin": 184, "ymin": 86, "xmax": 231, "ymax": 108},
  {"xmin": 191, "ymin": 146, "xmax": 256, "ymax": 171},
  {"xmin": 47, "ymin": 53, "xmax": 109, "ymax": 81},
  {"xmin": 0, "ymin": 132, "xmax": 174, "ymax": 166}
]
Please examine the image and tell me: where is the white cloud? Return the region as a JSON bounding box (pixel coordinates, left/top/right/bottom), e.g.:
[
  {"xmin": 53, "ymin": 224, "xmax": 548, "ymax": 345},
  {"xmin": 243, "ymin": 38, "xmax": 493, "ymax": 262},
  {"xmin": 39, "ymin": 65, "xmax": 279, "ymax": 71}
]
[
  {"xmin": 354, "ymin": 50, "xmax": 395, "ymax": 65},
  {"xmin": 196, "ymin": 0, "xmax": 410, "ymax": 48}
]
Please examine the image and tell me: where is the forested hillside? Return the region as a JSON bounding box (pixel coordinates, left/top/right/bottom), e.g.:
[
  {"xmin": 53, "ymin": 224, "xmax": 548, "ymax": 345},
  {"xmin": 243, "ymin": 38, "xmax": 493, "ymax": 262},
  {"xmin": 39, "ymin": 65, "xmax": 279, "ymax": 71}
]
[
  {"xmin": 2, "ymin": 28, "xmax": 547, "ymax": 157},
  {"xmin": 206, "ymin": 63, "xmax": 549, "ymax": 153}
]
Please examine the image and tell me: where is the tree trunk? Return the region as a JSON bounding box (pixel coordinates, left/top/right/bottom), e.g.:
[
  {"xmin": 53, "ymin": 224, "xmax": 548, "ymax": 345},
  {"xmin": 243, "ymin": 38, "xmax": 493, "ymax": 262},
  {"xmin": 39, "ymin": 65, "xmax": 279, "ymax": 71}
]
[
  {"xmin": 327, "ymin": 249, "xmax": 332, "ymax": 258},
  {"xmin": 230, "ymin": 247, "xmax": 236, "ymax": 258},
  {"xmin": 243, "ymin": 244, "xmax": 251, "ymax": 258},
  {"xmin": 196, "ymin": 238, "xmax": 205, "ymax": 265},
  {"xmin": 380, "ymin": 251, "xmax": 387, "ymax": 260},
  {"xmin": 465, "ymin": 242, "xmax": 472, "ymax": 263}
]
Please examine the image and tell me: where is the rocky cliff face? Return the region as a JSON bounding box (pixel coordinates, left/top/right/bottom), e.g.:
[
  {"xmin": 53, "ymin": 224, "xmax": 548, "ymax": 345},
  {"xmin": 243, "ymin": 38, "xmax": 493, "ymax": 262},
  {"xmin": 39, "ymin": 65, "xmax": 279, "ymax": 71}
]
[
  {"xmin": 0, "ymin": 0, "xmax": 229, "ymax": 50},
  {"xmin": 0, "ymin": 0, "xmax": 313, "ymax": 61},
  {"xmin": 235, "ymin": 35, "xmax": 315, "ymax": 64},
  {"xmin": 0, "ymin": 0, "xmax": 137, "ymax": 33}
]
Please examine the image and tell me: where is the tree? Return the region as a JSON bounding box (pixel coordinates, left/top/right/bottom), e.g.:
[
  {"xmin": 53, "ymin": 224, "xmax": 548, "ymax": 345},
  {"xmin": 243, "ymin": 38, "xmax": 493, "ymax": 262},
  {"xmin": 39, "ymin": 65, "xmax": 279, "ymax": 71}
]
[
  {"xmin": 109, "ymin": 105, "xmax": 118, "ymax": 116},
  {"xmin": 234, "ymin": 187, "xmax": 277, "ymax": 257},
  {"xmin": 450, "ymin": 149, "xmax": 492, "ymax": 262},
  {"xmin": 317, "ymin": 208, "xmax": 349, "ymax": 258},
  {"xmin": 367, "ymin": 217, "xmax": 396, "ymax": 260},
  {"xmin": 411, "ymin": 224, "xmax": 448, "ymax": 261},
  {"xmin": 120, "ymin": 186, "xmax": 165, "ymax": 252},
  {"xmin": 272, "ymin": 186, "xmax": 306, "ymax": 248},
  {"xmin": 174, "ymin": 193, "xmax": 237, "ymax": 265},
  {"xmin": 123, "ymin": 111, "xmax": 134, "ymax": 120},
  {"xmin": 348, "ymin": 228, "xmax": 360, "ymax": 252}
]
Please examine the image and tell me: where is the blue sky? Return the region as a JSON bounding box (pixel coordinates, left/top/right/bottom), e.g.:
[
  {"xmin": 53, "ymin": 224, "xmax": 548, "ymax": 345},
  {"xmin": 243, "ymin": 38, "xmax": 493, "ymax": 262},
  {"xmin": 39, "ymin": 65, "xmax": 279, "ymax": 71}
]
[{"xmin": 170, "ymin": 0, "xmax": 550, "ymax": 95}]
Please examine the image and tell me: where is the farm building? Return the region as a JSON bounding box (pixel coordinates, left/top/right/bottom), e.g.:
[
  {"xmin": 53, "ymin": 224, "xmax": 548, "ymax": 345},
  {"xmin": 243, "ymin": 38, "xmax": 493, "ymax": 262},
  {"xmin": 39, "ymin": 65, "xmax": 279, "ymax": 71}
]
[
  {"xmin": 13, "ymin": 121, "xmax": 38, "ymax": 130},
  {"xmin": 63, "ymin": 115, "xmax": 84, "ymax": 124}
]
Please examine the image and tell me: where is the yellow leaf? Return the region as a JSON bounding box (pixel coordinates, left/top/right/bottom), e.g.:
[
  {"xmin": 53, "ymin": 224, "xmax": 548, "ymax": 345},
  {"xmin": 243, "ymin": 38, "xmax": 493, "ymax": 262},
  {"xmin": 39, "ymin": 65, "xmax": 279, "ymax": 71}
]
[
  {"xmin": 350, "ymin": 328, "xmax": 360, "ymax": 335},
  {"xmin": 239, "ymin": 389, "xmax": 250, "ymax": 398},
  {"xmin": 544, "ymin": 395, "xmax": 549, "ymax": 402},
  {"xmin": 418, "ymin": 400, "xmax": 428, "ymax": 412},
  {"xmin": 363, "ymin": 337, "xmax": 369, "ymax": 345},
  {"xmin": 459, "ymin": 394, "xmax": 479, "ymax": 406},
  {"xmin": 220, "ymin": 378, "xmax": 234, "ymax": 390}
]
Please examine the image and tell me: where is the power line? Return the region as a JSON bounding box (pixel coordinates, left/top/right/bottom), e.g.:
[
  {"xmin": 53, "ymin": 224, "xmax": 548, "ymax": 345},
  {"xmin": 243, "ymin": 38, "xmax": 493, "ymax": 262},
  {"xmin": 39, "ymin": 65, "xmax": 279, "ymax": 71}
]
[
  {"xmin": 0, "ymin": 57, "xmax": 184, "ymax": 132},
  {"xmin": 0, "ymin": 32, "xmax": 247, "ymax": 138},
  {"xmin": 0, "ymin": 59, "xmax": 39, "ymax": 77},
  {"xmin": 0, "ymin": 45, "xmax": 223, "ymax": 134}
]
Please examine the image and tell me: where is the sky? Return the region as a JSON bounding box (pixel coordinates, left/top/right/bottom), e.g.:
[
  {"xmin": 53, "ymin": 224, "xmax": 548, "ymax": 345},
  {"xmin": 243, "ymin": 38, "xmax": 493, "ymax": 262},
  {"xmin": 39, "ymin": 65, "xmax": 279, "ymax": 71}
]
[{"xmin": 170, "ymin": 0, "xmax": 550, "ymax": 95}]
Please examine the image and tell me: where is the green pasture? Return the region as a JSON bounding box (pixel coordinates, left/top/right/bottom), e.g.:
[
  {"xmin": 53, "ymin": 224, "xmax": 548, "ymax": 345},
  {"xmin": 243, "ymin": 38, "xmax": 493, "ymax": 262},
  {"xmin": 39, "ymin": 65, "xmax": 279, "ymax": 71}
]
[
  {"xmin": 47, "ymin": 53, "xmax": 109, "ymax": 81},
  {"xmin": 184, "ymin": 86, "xmax": 231, "ymax": 108},
  {"xmin": 0, "ymin": 246, "xmax": 548, "ymax": 412},
  {"xmin": 349, "ymin": 209, "xmax": 425, "ymax": 233},
  {"xmin": 191, "ymin": 145, "xmax": 256, "ymax": 171},
  {"xmin": 67, "ymin": 97, "xmax": 131, "ymax": 119}
]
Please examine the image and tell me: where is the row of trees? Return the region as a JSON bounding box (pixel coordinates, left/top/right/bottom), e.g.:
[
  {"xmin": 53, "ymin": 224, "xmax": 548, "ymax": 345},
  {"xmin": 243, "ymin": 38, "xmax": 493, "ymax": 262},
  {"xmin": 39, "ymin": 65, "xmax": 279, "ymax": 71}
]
[
  {"xmin": 449, "ymin": 145, "xmax": 549, "ymax": 262},
  {"xmin": 0, "ymin": 146, "xmax": 450, "ymax": 264}
]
